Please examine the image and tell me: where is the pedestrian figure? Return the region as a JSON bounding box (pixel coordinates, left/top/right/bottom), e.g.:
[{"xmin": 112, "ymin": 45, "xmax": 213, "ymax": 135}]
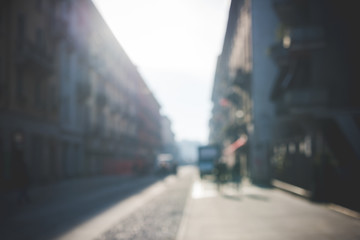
[
  {"xmin": 232, "ymin": 160, "xmax": 242, "ymax": 192},
  {"xmin": 214, "ymin": 160, "xmax": 227, "ymax": 192}
]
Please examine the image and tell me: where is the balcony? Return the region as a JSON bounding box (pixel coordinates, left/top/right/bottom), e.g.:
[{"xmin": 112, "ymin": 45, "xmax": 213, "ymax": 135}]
[
  {"xmin": 281, "ymin": 88, "xmax": 329, "ymax": 113},
  {"xmin": 270, "ymin": 26, "xmax": 325, "ymax": 66},
  {"xmin": 110, "ymin": 102, "xmax": 120, "ymax": 114},
  {"xmin": 90, "ymin": 124, "xmax": 102, "ymax": 136},
  {"xmin": 77, "ymin": 80, "xmax": 91, "ymax": 102},
  {"xmin": 88, "ymin": 53, "xmax": 104, "ymax": 72},
  {"xmin": 96, "ymin": 91, "xmax": 107, "ymax": 108},
  {"xmin": 16, "ymin": 40, "xmax": 54, "ymax": 75},
  {"xmin": 269, "ymin": 42, "xmax": 290, "ymax": 66},
  {"xmin": 272, "ymin": 0, "xmax": 309, "ymax": 26},
  {"xmin": 225, "ymin": 91, "xmax": 242, "ymax": 106},
  {"xmin": 232, "ymin": 70, "xmax": 251, "ymax": 91},
  {"xmin": 289, "ymin": 26, "xmax": 326, "ymax": 52},
  {"xmin": 51, "ymin": 17, "xmax": 68, "ymax": 41}
]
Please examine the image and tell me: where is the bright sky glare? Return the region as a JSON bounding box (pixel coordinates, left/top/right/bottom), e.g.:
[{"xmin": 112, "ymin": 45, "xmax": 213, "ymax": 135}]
[{"xmin": 93, "ymin": 0, "xmax": 230, "ymax": 143}]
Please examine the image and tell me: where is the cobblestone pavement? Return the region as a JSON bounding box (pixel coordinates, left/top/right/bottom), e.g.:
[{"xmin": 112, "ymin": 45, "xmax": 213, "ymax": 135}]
[{"xmin": 96, "ymin": 174, "xmax": 193, "ymax": 240}]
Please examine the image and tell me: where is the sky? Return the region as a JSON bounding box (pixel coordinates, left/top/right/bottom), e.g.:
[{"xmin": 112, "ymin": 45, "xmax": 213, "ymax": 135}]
[{"xmin": 92, "ymin": 0, "xmax": 230, "ymax": 143}]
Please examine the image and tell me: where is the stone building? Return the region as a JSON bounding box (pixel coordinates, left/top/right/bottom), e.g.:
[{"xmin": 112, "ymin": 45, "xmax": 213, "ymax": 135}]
[
  {"xmin": 210, "ymin": 0, "xmax": 360, "ymax": 210},
  {"xmin": 0, "ymin": 0, "xmax": 162, "ymax": 188}
]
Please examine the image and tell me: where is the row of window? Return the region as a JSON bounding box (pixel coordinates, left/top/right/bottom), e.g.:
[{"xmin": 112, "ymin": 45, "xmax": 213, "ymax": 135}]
[
  {"xmin": 273, "ymin": 136, "xmax": 312, "ymax": 158},
  {"xmin": 15, "ymin": 70, "xmax": 57, "ymax": 113}
]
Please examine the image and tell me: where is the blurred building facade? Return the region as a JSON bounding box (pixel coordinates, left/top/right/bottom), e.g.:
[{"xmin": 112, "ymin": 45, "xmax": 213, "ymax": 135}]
[
  {"xmin": 0, "ymin": 0, "xmax": 162, "ymax": 189},
  {"xmin": 0, "ymin": 0, "xmax": 62, "ymax": 183},
  {"xmin": 136, "ymin": 79, "xmax": 162, "ymax": 173},
  {"xmin": 177, "ymin": 140, "xmax": 202, "ymax": 164},
  {"xmin": 209, "ymin": 0, "xmax": 256, "ymax": 180},
  {"xmin": 269, "ymin": 0, "xmax": 360, "ymax": 209},
  {"xmin": 210, "ymin": 0, "xmax": 360, "ymax": 209},
  {"xmin": 160, "ymin": 116, "xmax": 179, "ymax": 163}
]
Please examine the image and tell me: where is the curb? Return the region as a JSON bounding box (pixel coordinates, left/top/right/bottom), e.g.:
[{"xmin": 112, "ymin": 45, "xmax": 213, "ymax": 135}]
[
  {"xmin": 272, "ymin": 179, "xmax": 311, "ymax": 198},
  {"xmin": 176, "ymin": 172, "xmax": 197, "ymax": 240},
  {"xmin": 272, "ymin": 179, "xmax": 360, "ymax": 220},
  {"xmin": 327, "ymin": 203, "xmax": 360, "ymax": 220}
]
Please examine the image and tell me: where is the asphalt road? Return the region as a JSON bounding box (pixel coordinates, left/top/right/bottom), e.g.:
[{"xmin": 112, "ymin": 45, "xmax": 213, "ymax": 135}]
[{"xmin": 0, "ymin": 169, "xmax": 192, "ymax": 240}]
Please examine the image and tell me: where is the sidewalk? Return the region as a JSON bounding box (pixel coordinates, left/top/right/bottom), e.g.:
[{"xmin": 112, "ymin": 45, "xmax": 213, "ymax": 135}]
[
  {"xmin": 0, "ymin": 174, "xmax": 138, "ymax": 222},
  {"xmin": 177, "ymin": 178, "xmax": 360, "ymax": 240}
]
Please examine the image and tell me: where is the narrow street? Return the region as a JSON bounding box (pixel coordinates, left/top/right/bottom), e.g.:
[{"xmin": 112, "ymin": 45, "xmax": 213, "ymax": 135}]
[{"xmin": 1, "ymin": 1, "xmax": 360, "ymax": 239}]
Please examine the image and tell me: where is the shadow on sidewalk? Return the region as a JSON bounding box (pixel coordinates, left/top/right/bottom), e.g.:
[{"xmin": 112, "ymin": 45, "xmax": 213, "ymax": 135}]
[
  {"xmin": 0, "ymin": 173, "xmax": 169, "ymax": 240},
  {"xmin": 222, "ymin": 194, "xmax": 242, "ymax": 201},
  {"xmin": 245, "ymin": 193, "xmax": 270, "ymax": 202}
]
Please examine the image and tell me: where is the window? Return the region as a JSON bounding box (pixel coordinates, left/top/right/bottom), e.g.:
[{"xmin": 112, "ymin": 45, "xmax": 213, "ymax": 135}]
[
  {"xmin": 16, "ymin": 70, "xmax": 24, "ymax": 100},
  {"xmin": 0, "ymin": 135, "xmax": 3, "ymax": 178},
  {"xmin": 62, "ymin": 96, "xmax": 70, "ymax": 123},
  {"xmin": 74, "ymin": 145, "xmax": 80, "ymax": 174},
  {"xmin": 36, "ymin": 28, "xmax": 44, "ymax": 49},
  {"xmin": 31, "ymin": 135, "xmax": 41, "ymax": 177},
  {"xmin": 36, "ymin": 0, "xmax": 43, "ymax": 13},
  {"xmin": 0, "ymin": 57, "xmax": 5, "ymax": 101},
  {"xmin": 49, "ymin": 85, "xmax": 58, "ymax": 111},
  {"xmin": 62, "ymin": 141, "xmax": 68, "ymax": 176},
  {"xmin": 0, "ymin": 57, "xmax": 3, "ymax": 87},
  {"xmin": 34, "ymin": 81, "xmax": 42, "ymax": 108},
  {"xmin": 288, "ymin": 143, "xmax": 296, "ymax": 154},
  {"xmin": 0, "ymin": 14, "xmax": 3, "ymax": 36},
  {"xmin": 17, "ymin": 14, "xmax": 25, "ymax": 43}
]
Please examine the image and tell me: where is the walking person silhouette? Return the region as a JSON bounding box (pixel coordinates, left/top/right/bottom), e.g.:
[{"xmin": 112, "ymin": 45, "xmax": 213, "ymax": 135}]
[
  {"xmin": 232, "ymin": 160, "xmax": 242, "ymax": 192},
  {"xmin": 215, "ymin": 159, "xmax": 227, "ymax": 192}
]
